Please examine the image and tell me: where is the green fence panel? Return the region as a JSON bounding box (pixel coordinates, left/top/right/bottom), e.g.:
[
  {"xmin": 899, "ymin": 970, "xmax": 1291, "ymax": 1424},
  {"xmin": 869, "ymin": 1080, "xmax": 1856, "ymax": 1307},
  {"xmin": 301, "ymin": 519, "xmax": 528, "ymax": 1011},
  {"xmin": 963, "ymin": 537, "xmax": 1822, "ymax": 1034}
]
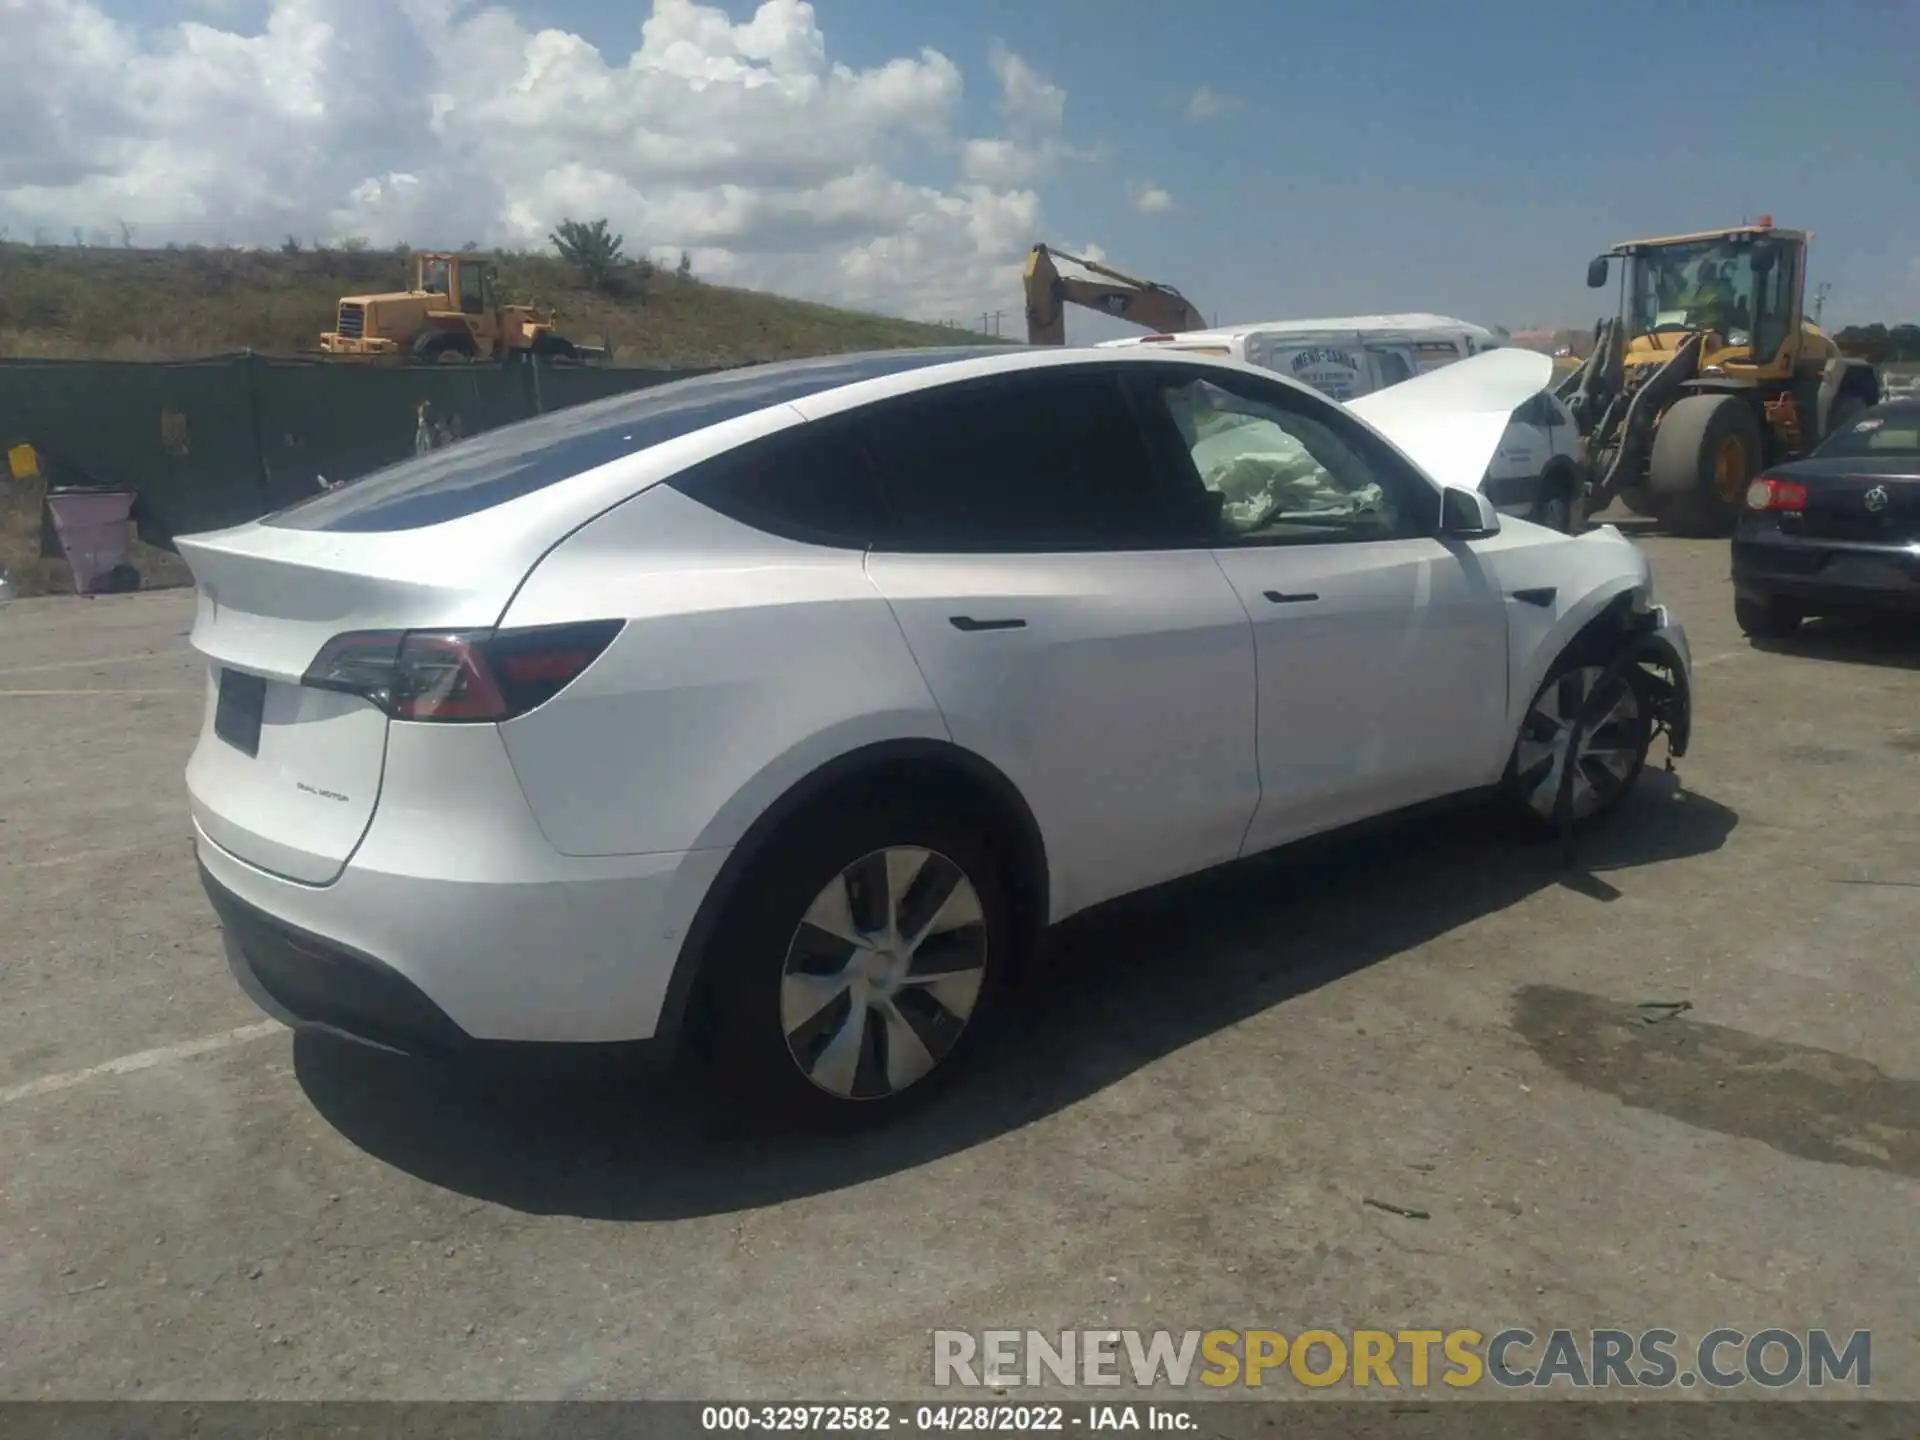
[
  {"xmin": 0, "ymin": 355, "xmax": 741, "ymax": 542},
  {"xmin": 251, "ymin": 358, "xmax": 536, "ymax": 511},
  {"xmin": 0, "ymin": 355, "xmax": 267, "ymax": 544}
]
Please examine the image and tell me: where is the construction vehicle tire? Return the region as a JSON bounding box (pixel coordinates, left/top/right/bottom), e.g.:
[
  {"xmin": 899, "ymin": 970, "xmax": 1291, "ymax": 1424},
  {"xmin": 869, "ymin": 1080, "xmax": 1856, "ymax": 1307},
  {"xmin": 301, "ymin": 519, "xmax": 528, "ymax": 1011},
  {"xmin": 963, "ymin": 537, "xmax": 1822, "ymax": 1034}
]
[
  {"xmin": 1646, "ymin": 393, "xmax": 1763, "ymax": 536},
  {"xmin": 413, "ymin": 330, "xmax": 476, "ymax": 363},
  {"xmin": 1617, "ymin": 484, "xmax": 1657, "ymax": 517},
  {"xmin": 531, "ymin": 333, "xmax": 578, "ymax": 360}
]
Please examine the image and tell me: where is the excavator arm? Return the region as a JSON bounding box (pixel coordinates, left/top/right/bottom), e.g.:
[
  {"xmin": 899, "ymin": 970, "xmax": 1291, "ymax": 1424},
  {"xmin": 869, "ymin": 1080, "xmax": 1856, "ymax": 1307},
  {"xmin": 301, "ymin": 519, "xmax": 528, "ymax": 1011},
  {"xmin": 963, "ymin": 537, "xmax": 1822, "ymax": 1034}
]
[{"xmin": 1023, "ymin": 244, "xmax": 1206, "ymax": 345}]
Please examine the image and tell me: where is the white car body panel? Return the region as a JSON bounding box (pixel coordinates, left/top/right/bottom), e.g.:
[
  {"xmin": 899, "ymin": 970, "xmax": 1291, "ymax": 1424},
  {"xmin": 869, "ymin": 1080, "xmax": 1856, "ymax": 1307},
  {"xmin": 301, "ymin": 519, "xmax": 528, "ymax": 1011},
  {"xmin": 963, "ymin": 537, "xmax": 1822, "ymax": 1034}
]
[
  {"xmin": 179, "ymin": 345, "xmax": 1688, "ymax": 1050},
  {"xmin": 1209, "ymin": 536, "xmax": 1510, "ymax": 851},
  {"xmin": 496, "ymin": 485, "xmax": 951, "ymax": 859},
  {"xmin": 863, "ymin": 547, "xmax": 1258, "ymax": 918},
  {"xmin": 1344, "ymin": 348, "xmax": 1556, "ymax": 491}
]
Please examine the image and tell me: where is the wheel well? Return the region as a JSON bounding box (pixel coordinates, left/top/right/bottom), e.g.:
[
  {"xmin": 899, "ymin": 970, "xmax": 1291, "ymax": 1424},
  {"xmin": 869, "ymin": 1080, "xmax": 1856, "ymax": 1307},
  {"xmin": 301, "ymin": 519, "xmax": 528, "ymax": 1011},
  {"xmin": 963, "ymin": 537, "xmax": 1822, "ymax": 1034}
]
[
  {"xmin": 656, "ymin": 741, "xmax": 1051, "ymax": 1057},
  {"xmin": 1557, "ymin": 591, "xmax": 1643, "ymax": 669}
]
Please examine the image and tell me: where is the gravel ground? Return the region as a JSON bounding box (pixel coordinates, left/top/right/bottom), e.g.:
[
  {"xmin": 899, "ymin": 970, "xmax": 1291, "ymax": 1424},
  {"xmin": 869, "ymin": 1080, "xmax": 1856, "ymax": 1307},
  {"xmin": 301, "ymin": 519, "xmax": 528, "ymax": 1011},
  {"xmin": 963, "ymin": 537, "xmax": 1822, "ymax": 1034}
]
[{"xmin": 0, "ymin": 531, "xmax": 1915, "ymax": 1404}]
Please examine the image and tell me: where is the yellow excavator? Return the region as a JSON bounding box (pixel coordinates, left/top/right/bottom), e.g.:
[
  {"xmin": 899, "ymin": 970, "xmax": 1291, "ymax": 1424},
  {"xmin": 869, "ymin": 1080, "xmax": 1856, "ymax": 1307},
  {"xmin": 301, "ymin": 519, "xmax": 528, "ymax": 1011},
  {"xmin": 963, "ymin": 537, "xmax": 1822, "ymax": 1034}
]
[
  {"xmin": 1022, "ymin": 244, "xmax": 1205, "ymax": 345},
  {"xmin": 1559, "ymin": 217, "xmax": 1880, "ymax": 533}
]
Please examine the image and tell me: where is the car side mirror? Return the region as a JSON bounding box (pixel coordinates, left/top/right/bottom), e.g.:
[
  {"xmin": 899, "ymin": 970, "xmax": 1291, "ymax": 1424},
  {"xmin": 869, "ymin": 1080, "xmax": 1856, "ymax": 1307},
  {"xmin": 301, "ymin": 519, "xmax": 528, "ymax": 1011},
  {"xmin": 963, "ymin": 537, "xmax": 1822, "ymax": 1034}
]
[
  {"xmin": 1586, "ymin": 256, "xmax": 1610, "ymax": 289},
  {"xmin": 1440, "ymin": 486, "xmax": 1501, "ymax": 538}
]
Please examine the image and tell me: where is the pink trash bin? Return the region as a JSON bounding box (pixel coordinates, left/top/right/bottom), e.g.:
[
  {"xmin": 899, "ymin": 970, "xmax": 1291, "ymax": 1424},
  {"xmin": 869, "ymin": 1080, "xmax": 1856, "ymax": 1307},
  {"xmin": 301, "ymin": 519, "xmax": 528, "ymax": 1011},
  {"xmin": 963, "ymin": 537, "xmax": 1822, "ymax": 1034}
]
[{"xmin": 44, "ymin": 489, "xmax": 138, "ymax": 596}]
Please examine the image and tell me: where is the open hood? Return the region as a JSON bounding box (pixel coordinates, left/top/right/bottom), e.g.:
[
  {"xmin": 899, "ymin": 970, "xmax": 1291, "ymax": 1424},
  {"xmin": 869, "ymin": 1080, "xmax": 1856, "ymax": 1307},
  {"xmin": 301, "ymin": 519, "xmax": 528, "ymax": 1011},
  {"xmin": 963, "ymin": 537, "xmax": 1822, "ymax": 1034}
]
[{"xmin": 1344, "ymin": 348, "xmax": 1554, "ymax": 492}]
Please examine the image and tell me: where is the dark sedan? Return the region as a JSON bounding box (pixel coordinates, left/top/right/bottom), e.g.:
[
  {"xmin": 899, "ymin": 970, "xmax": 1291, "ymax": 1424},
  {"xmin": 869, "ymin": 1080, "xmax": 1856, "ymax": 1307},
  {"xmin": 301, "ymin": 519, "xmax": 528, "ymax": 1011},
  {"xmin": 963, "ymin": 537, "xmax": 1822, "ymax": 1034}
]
[{"xmin": 1732, "ymin": 398, "xmax": 1920, "ymax": 637}]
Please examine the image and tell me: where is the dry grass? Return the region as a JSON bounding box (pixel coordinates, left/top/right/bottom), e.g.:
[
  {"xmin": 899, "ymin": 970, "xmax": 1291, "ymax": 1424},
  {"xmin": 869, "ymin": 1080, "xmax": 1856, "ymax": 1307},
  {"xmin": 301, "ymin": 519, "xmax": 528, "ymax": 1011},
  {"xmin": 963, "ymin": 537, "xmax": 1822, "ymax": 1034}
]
[{"xmin": 0, "ymin": 242, "xmax": 997, "ymax": 364}]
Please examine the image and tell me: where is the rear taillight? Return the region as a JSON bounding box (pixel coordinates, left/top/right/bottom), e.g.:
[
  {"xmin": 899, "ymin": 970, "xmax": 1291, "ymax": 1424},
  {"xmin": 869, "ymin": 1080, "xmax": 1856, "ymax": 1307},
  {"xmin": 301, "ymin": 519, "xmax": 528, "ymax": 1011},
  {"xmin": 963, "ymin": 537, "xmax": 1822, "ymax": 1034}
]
[
  {"xmin": 1745, "ymin": 476, "xmax": 1807, "ymax": 512},
  {"xmin": 302, "ymin": 620, "xmax": 623, "ymax": 722}
]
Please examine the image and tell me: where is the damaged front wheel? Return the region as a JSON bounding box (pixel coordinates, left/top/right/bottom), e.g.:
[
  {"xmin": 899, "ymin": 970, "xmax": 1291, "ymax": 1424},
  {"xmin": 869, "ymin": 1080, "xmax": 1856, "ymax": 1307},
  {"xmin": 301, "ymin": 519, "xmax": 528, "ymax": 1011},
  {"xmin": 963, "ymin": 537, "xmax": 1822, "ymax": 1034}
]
[{"xmin": 1506, "ymin": 655, "xmax": 1653, "ymax": 830}]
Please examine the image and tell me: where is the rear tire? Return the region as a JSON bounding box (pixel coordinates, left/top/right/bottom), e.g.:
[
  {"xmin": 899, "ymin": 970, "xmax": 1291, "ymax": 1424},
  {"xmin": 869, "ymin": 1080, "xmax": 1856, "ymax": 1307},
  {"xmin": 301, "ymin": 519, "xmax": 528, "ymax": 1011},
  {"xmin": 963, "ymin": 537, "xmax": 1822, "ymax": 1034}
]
[
  {"xmin": 1735, "ymin": 593, "xmax": 1804, "ymax": 639},
  {"xmin": 696, "ymin": 797, "xmax": 1014, "ymax": 1130},
  {"xmin": 1647, "ymin": 393, "xmax": 1764, "ymax": 535},
  {"xmin": 1504, "ymin": 649, "xmax": 1653, "ymax": 833},
  {"xmin": 530, "ymin": 333, "xmax": 578, "ymax": 360}
]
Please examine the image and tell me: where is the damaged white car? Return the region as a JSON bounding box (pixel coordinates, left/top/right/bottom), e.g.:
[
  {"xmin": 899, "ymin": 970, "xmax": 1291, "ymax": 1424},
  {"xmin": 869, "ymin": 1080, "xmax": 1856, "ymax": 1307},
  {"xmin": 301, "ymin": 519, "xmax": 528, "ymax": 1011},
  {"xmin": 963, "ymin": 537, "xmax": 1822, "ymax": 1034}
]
[{"xmin": 180, "ymin": 343, "xmax": 1692, "ymax": 1127}]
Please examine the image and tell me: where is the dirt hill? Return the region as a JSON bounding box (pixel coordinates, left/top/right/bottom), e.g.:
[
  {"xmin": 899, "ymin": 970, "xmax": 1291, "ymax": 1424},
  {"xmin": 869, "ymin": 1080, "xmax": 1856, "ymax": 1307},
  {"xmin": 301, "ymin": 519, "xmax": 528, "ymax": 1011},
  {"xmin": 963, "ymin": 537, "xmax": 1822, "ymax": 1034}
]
[{"xmin": 0, "ymin": 243, "xmax": 997, "ymax": 365}]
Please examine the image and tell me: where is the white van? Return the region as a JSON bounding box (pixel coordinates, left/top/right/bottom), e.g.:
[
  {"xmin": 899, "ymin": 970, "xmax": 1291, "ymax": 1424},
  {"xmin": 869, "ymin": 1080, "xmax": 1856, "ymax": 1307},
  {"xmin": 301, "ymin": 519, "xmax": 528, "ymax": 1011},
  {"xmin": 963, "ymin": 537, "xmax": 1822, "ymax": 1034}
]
[{"xmin": 1097, "ymin": 314, "xmax": 1584, "ymax": 530}]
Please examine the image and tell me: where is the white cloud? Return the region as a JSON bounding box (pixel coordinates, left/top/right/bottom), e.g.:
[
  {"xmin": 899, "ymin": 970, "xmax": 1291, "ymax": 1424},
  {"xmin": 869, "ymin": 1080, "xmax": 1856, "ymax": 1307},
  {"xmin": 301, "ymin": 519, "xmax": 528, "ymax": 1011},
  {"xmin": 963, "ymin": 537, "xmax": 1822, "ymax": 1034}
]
[
  {"xmin": 1128, "ymin": 182, "xmax": 1174, "ymax": 216},
  {"xmin": 988, "ymin": 39, "xmax": 1066, "ymax": 129},
  {"xmin": 1185, "ymin": 85, "xmax": 1239, "ymax": 121},
  {"xmin": 0, "ymin": 0, "xmax": 1086, "ymax": 320}
]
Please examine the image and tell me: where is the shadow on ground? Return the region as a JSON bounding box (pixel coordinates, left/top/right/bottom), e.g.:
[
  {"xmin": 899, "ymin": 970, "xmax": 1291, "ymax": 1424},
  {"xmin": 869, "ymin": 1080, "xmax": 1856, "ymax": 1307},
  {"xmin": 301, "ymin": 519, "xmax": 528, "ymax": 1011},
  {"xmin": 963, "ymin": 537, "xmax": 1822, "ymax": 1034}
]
[
  {"xmin": 1513, "ymin": 985, "xmax": 1920, "ymax": 1177},
  {"xmin": 1750, "ymin": 614, "xmax": 1920, "ymax": 673},
  {"xmin": 296, "ymin": 776, "xmax": 1738, "ymax": 1220}
]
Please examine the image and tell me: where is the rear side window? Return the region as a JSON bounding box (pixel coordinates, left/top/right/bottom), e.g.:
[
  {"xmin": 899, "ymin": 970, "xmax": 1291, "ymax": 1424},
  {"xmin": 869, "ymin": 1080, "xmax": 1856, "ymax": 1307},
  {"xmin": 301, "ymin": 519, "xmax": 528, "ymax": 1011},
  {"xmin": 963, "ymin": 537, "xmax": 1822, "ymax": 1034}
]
[
  {"xmin": 264, "ymin": 347, "xmax": 1006, "ymax": 533},
  {"xmin": 861, "ymin": 371, "xmax": 1197, "ymax": 552},
  {"xmin": 1815, "ymin": 408, "xmax": 1920, "ymax": 458},
  {"xmin": 669, "ymin": 419, "xmax": 883, "ymax": 549}
]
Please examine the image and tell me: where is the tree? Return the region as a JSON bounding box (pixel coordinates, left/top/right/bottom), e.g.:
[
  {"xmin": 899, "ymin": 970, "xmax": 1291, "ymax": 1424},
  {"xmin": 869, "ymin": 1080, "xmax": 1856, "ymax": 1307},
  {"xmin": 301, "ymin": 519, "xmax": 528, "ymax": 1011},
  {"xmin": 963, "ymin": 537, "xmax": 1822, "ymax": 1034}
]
[
  {"xmin": 550, "ymin": 217, "xmax": 626, "ymax": 291},
  {"xmin": 281, "ymin": 235, "xmax": 302, "ymax": 255},
  {"xmin": 677, "ymin": 249, "xmax": 693, "ymax": 280}
]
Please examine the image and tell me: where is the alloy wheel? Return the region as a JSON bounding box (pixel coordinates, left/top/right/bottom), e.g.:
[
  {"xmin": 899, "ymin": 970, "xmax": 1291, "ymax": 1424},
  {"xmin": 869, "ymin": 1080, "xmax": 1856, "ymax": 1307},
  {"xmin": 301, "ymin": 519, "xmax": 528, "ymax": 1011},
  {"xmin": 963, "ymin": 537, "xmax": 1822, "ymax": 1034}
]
[
  {"xmin": 779, "ymin": 846, "xmax": 989, "ymax": 1100},
  {"xmin": 1514, "ymin": 666, "xmax": 1644, "ymax": 821}
]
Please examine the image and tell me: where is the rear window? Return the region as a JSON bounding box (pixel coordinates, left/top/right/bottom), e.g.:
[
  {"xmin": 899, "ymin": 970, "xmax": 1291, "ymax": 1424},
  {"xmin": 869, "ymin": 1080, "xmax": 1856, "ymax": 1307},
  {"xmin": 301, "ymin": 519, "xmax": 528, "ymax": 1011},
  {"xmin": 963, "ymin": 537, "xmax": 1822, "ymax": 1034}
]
[
  {"xmin": 1815, "ymin": 406, "xmax": 1920, "ymax": 459},
  {"xmin": 263, "ymin": 347, "xmax": 1007, "ymax": 533}
]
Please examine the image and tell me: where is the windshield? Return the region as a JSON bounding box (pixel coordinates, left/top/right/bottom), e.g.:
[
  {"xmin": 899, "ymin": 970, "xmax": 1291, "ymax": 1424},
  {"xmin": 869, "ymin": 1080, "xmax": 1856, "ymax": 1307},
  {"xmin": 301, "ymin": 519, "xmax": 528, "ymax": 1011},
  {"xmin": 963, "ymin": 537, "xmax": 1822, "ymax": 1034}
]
[
  {"xmin": 1813, "ymin": 406, "xmax": 1920, "ymax": 459},
  {"xmin": 1629, "ymin": 239, "xmax": 1760, "ymax": 342},
  {"xmin": 419, "ymin": 257, "xmax": 451, "ymax": 294}
]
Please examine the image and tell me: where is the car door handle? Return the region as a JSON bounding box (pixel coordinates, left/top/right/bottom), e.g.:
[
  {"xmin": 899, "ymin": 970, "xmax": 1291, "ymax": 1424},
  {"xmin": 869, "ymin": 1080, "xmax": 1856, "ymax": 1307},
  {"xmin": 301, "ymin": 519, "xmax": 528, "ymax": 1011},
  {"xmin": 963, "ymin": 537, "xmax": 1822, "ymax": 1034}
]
[
  {"xmin": 949, "ymin": 615, "xmax": 1027, "ymax": 632},
  {"xmin": 1262, "ymin": 590, "xmax": 1320, "ymax": 605},
  {"xmin": 1511, "ymin": 587, "xmax": 1557, "ymax": 608}
]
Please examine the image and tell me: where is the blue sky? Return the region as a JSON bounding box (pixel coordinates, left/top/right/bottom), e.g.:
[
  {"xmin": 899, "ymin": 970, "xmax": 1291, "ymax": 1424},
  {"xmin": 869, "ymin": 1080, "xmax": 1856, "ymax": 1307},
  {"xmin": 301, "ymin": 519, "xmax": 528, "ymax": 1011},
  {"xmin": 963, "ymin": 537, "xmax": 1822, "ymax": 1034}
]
[
  {"xmin": 514, "ymin": 0, "xmax": 1919, "ymax": 330},
  {"xmin": 36, "ymin": 0, "xmax": 1920, "ymax": 335}
]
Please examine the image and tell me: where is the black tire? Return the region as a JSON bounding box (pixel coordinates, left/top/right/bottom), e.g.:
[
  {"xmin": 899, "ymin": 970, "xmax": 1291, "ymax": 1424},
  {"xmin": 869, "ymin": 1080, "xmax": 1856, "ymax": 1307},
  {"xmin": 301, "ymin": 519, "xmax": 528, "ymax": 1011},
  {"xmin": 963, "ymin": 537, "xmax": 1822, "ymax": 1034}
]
[
  {"xmin": 1647, "ymin": 393, "xmax": 1764, "ymax": 535},
  {"xmin": 105, "ymin": 563, "xmax": 142, "ymax": 593},
  {"xmin": 1735, "ymin": 592, "xmax": 1804, "ymax": 639},
  {"xmin": 1532, "ymin": 462, "xmax": 1579, "ymax": 533},
  {"xmin": 1617, "ymin": 483, "xmax": 1658, "ymax": 518},
  {"xmin": 530, "ymin": 333, "xmax": 578, "ymax": 360},
  {"xmin": 412, "ymin": 330, "xmax": 475, "ymax": 363},
  {"xmin": 696, "ymin": 795, "xmax": 1015, "ymax": 1130},
  {"xmin": 1503, "ymin": 647, "xmax": 1654, "ymax": 834}
]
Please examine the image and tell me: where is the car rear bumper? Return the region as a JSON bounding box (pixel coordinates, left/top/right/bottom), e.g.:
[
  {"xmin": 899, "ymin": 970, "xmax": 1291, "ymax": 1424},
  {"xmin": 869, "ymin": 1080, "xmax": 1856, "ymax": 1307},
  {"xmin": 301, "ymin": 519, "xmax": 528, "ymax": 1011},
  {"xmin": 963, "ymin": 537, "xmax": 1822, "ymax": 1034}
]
[
  {"xmin": 192, "ymin": 721, "xmax": 731, "ymax": 1050},
  {"xmin": 1732, "ymin": 532, "xmax": 1920, "ymax": 612}
]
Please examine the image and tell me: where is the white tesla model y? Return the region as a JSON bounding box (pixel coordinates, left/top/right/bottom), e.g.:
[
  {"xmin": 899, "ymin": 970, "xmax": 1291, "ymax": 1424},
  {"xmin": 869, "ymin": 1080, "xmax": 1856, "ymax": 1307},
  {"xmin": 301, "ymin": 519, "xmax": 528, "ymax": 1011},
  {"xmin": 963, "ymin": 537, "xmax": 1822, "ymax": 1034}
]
[{"xmin": 180, "ymin": 344, "xmax": 1693, "ymax": 1126}]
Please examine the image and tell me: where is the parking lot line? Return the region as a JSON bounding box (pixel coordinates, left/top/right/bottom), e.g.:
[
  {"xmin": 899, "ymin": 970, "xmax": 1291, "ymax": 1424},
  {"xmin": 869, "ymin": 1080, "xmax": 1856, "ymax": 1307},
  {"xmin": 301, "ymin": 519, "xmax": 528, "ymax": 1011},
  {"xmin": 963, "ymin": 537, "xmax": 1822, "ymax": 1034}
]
[
  {"xmin": 0, "ymin": 688, "xmax": 196, "ymax": 697},
  {"xmin": 1, "ymin": 840, "xmax": 185, "ymax": 873},
  {"xmin": 0, "ymin": 1022, "xmax": 282, "ymax": 1109},
  {"xmin": 0, "ymin": 651, "xmax": 185, "ymax": 677}
]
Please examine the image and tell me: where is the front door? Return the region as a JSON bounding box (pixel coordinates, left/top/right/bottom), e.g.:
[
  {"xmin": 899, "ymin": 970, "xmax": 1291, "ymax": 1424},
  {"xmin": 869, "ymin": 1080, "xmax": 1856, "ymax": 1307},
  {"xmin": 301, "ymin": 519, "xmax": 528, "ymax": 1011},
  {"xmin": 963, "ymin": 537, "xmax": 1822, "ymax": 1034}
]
[
  {"xmin": 857, "ymin": 368, "xmax": 1261, "ymax": 918},
  {"xmin": 1126, "ymin": 366, "xmax": 1510, "ymax": 853}
]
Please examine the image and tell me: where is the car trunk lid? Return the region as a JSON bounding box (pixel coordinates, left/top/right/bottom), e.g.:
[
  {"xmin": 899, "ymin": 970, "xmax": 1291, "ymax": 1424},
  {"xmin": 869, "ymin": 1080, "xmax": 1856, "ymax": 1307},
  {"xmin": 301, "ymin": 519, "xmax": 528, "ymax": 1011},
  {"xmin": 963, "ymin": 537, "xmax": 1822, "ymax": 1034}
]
[
  {"xmin": 177, "ymin": 520, "xmax": 556, "ymax": 884},
  {"xmin": 1789, "ymin": 457, "xmax": 1920, "ymax": 543}
]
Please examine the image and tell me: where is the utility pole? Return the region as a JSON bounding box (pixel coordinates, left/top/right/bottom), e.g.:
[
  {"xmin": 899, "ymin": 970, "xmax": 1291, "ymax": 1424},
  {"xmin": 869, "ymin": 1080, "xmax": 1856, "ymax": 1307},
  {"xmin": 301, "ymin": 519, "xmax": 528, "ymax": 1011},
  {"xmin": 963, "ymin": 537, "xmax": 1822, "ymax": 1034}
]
[{"xmin": 1812, "ymin": 282, "xmax": 1831, "ymax": 326}]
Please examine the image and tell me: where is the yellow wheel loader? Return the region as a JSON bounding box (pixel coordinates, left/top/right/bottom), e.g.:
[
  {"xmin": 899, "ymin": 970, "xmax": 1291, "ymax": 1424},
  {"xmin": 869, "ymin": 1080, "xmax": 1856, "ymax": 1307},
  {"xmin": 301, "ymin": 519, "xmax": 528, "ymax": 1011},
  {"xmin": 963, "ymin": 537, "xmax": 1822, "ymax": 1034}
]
[
  {"xmin": 1558, "ymin": 218, "xmax": 1880, "ymax": 534},
  {"xmin": 319, "ymin": 251, "xmax": 598, "ymax": 364}
]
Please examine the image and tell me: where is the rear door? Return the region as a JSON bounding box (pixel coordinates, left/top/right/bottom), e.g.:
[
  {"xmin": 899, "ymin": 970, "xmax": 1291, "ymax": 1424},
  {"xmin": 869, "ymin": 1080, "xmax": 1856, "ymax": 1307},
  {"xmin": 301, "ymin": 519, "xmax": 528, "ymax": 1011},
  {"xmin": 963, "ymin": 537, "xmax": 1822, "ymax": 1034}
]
[
  {"xmin": 1126, "ymin": 365, "xmax": 1510, "ymax": 851},
  {"xmin": 856, "ymin": 368, "xmax": 1260, "ymax": 917}
]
